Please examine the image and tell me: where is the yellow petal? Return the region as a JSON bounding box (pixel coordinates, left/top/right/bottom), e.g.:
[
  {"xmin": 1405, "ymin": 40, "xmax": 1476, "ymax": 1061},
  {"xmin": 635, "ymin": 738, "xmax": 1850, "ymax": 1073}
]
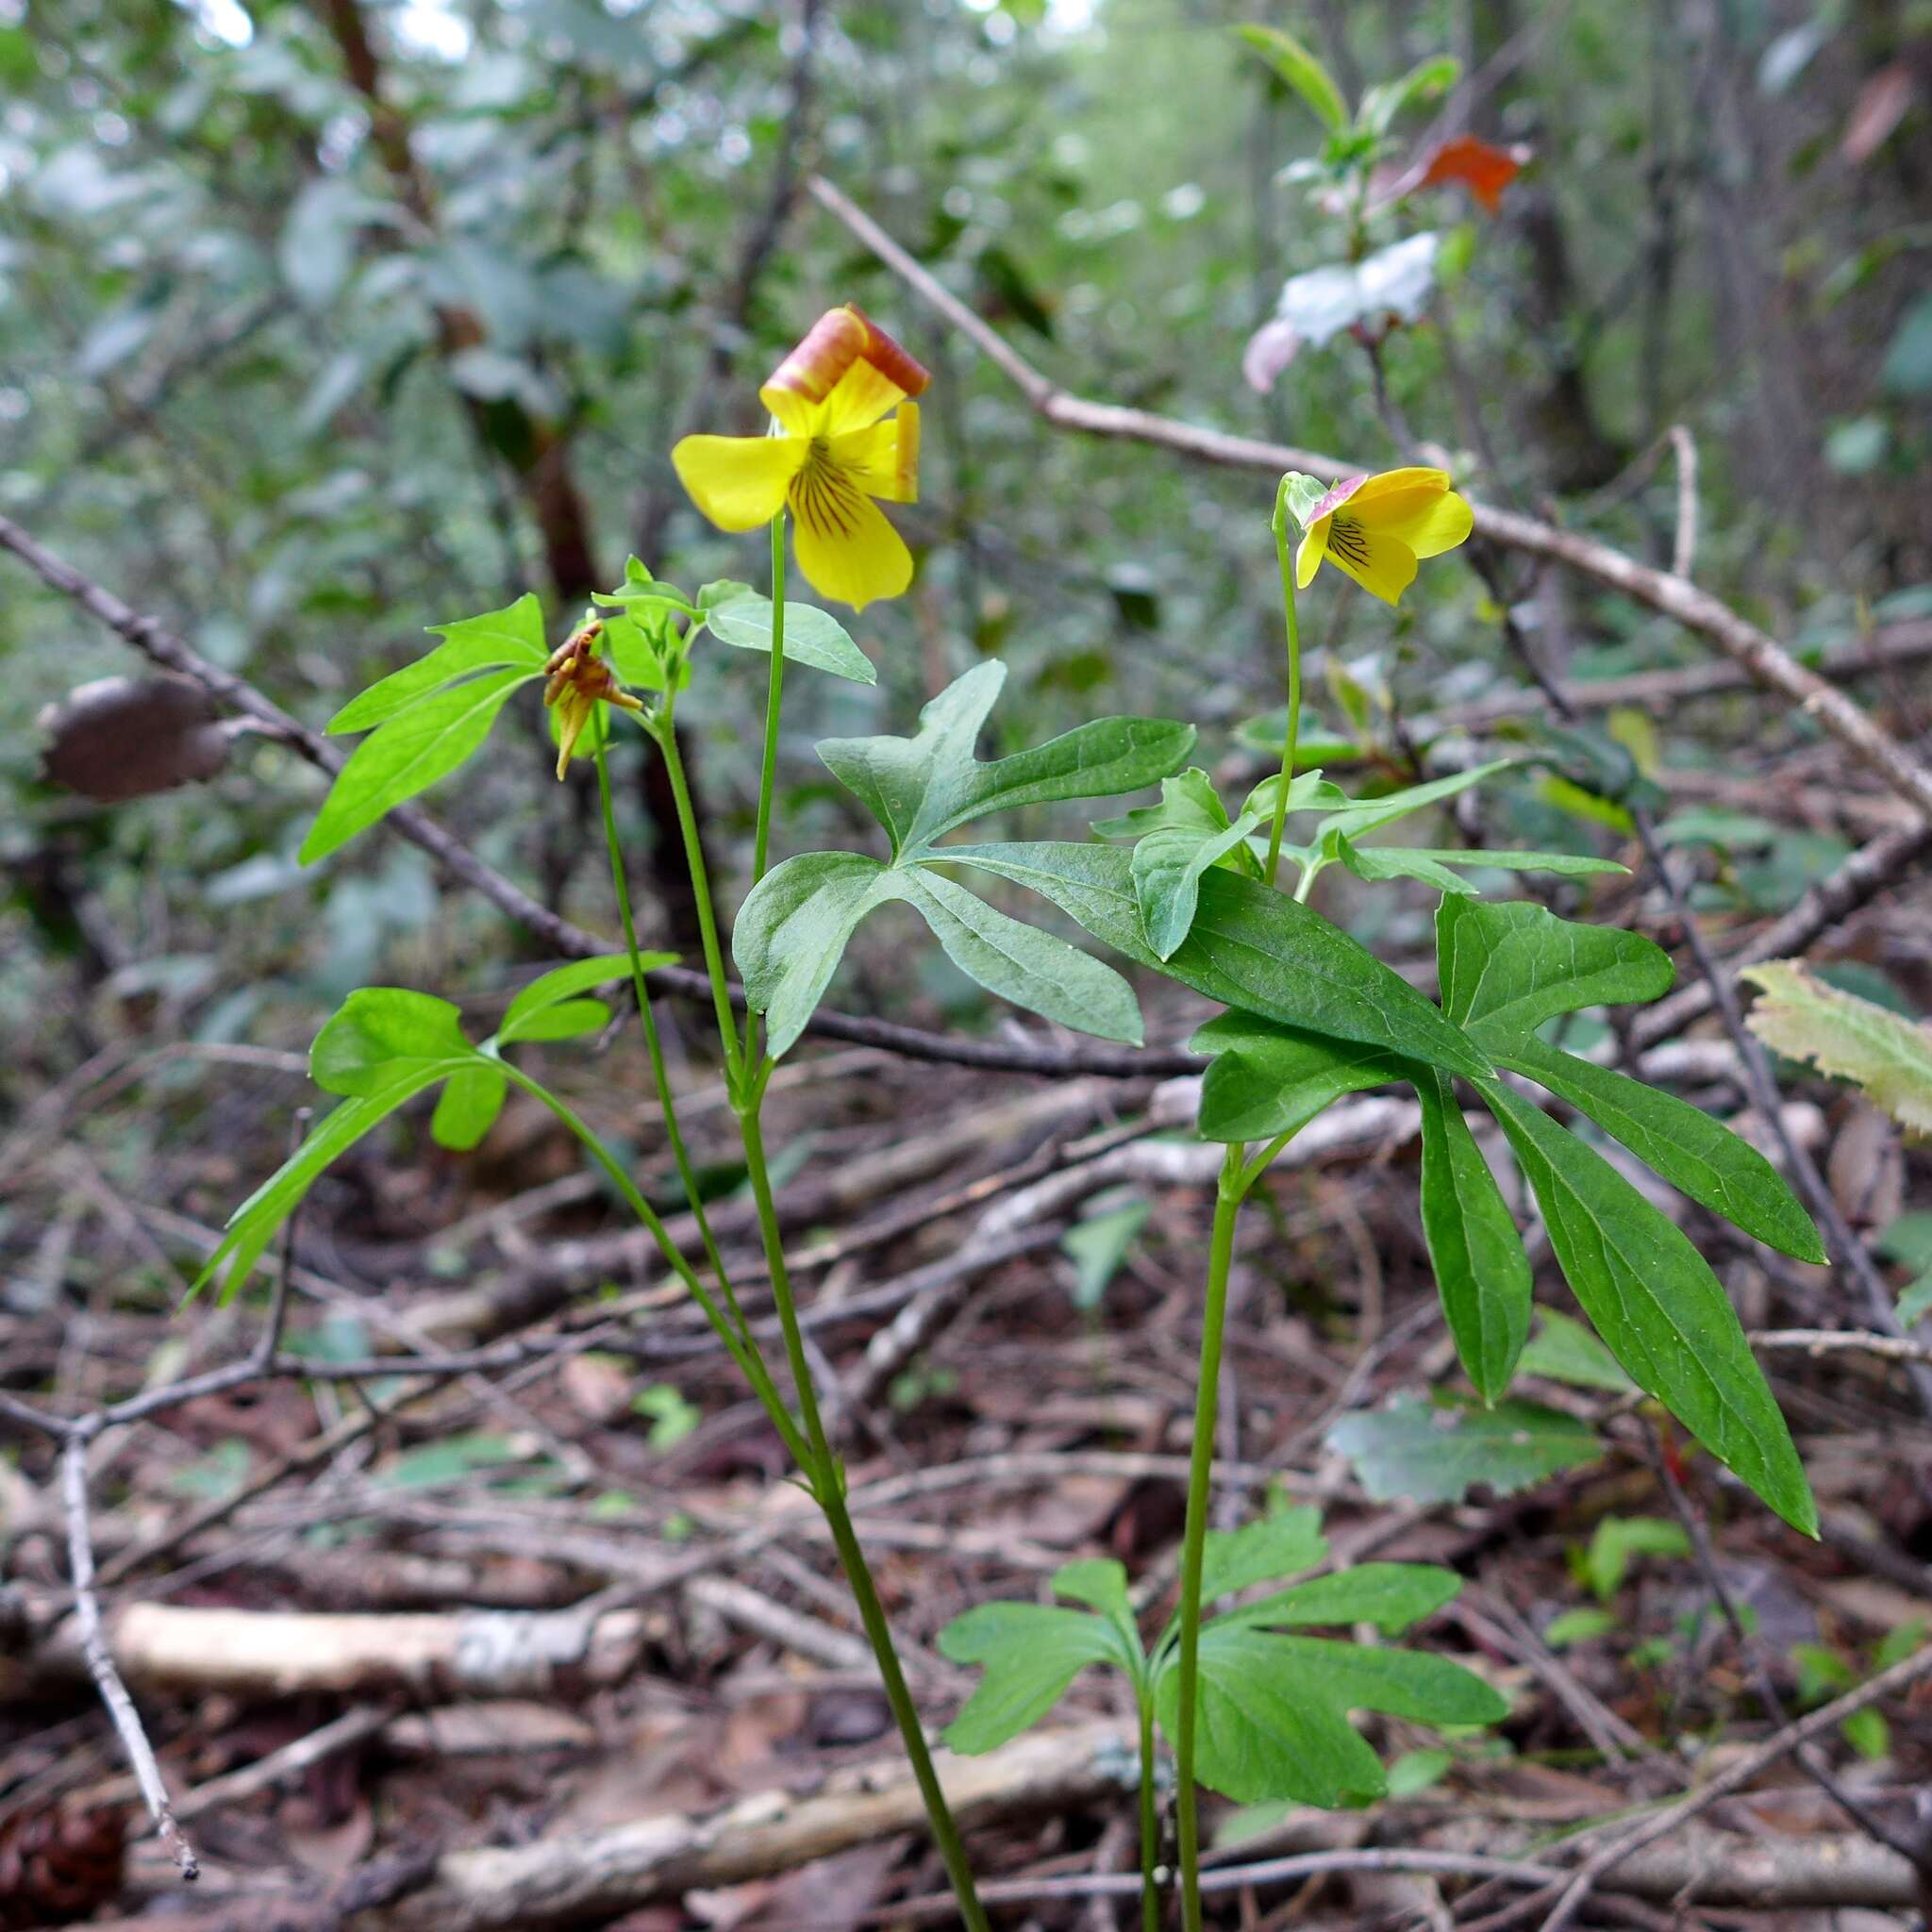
[
  {"xmin": 1295, "ymin": 516, "xmax": 1331, "ymax": 589},
  {"xmin": 1324, "ymin": 514, "xmax": 1418, "ymax": 606},
  {"xmin": 828, "ymin": 404, "xmax": 920, "ymax": 504},
  {"xmin": 758, "ymin": 308, "xmax": 867, "ymax": 436},
  {"xmin": 1369, "ymin": 486, "xmax": 1474, "ymax": 559},
  {"xmin": 672, "ymin": 432, "xmax": 806, "ymax": 532},
  {"xmin": 553, "ymin": 692, "xmax": 591, "ymax": 780},
  {"xmin": 790, "ymin": 480, "xmax": 913, "ymax": 610},
  {"xmin": 1347, "ymin": 466, "xmax": 1453, "ymax": 508}
]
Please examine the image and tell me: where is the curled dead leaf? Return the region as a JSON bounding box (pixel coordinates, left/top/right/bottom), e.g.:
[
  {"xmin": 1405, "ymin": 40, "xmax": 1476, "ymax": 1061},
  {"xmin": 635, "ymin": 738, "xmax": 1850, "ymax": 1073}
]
[{"xmin": 38, "ymin": 676, "xmax": 237, "ymax": 802}]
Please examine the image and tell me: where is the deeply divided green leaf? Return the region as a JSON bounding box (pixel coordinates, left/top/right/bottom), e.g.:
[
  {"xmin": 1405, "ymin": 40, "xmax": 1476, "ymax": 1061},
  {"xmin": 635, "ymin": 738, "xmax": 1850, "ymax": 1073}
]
[{"xmin": 1480, "ymin": 1081, "xmax": 1815, "ymax": 1535}]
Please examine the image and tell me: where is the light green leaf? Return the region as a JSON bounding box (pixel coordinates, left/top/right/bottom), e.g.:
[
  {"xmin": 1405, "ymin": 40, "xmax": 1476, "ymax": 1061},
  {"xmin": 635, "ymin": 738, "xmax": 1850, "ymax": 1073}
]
[
  {"xmin": 896, "ymin": 870, "xmax": 1143, "ymax": 1044},
  {"xmin": 1543, "ymin": 1607, "xmax": 1617, "ymax": 1649},
  {"xmin": 1313, "ymin": 761, "xmax": 1514, "ymax": 845},
  {"xmin": 704, "ymin": 591, "xmax": 877, "ymax": 685},
  {"xmin": 309, "ymin": 988, "xmax": 475, "ymax": 1095},
  {"xmin": 733, "ymin": 852, "xmax": 897, "ymax": 1059},
  {"xmin": 1157, "ymin": 1625, "xmax": 1383, "ymax": 1807},
  {"xmin": 1200, "ymin": 1507, "xmax": 1328, "ymax": 1603},
  {"xmin": 1328, "ymin": 1392, "xmax": 1604, "ymax": 1505},
  {"xmin": 1743, "ymin": 960, "xmax": 1932, "ymax": 1134},
  {"xmin": 1339, "ymin": 839, "xmax": 1626, "ymax": 896},
  {"xmin": 1061, "ymin": 1200, "xmax": 1151, "ymax": 1311},
  {"xmin": 1505, "ymin": 1038, "xmax": 1824, "ymax": 1262},
  {"xmin": 1216, "ymin": 1564, "xmax": 1463, "ymax": 1637},
  {"xmin": 1190, "ymin": 1013, "xmax": 1409, "ymax": 1143},
  {"xmin": 1155, "ymin": 1627, "xmax": 1504, "ymax": 1806},
  {"xmin": 1583, "ymin": 1516, "xmax": 1690, "ymax": 1600},
  {"xmin": 1518, "ymin": 1309, "xmax": 1637, "ymax": 1393},
  {"xmin": 1337, "ymin": 837, "xmax": 1478, "ymax": 895},
  {"xmin": 326, "ymin": 594, "xmax": 550, "ymax": 734},
  {"xmin": 1359, "ymin": 54, "xmax": 1460, "ymax": 135},
  {"xmin": 938, "ymin": 1602, "xmax": 1128, "ymax": 1753},
  {"xmin": 1233, "ymin": 23, "xmax": 1348, "ymax": 131},
  {"xmin": 1134, "ymin": 813, "xmax": 1265, "ymax": 958},
  {"xmin": 1092, "ymin": 764, "xmax": 1232, "ymax": 841},
  {"xmin": 431, "ymin": 1062, "xmax": 507, "ymax": 1151},
  {"xmin": 948, "ymin": 841, "xmax": 1492, "ymax": 1080},
  {"xmin": 500, "ymin": 998, "xmax": 609, "ymax": 1042},
  {"xmin": 301, "ymin": 668, "xmax": 538, "ymax": 864},
  {"xmin": 1437, "ymin": 897, "xmax": 1674, "ymax": 1049},
  {"xmin": 1480, "ymin": 1081, "xmax": 1815, "ymax": 1536},
  {"xmin": 1240, "ymin": 768, "xmax": 1351, "ymax": 820},
  {"xmin": 192, "ymin": 1067, "xmax": 450, "ymax": 1301},
  {"xmin": 499, "ymin": 953, "xmax": 674, "ymax": 1044},
  {"xmin": 1417, "ymin": 1070, "xmax": 1532, "ymax": 1403},
  {"xmin": 816, "ymin": 662, "xmax": 1192, "ymax": 862},
  {"xmin": 1053, "ymin": 1558, "xmax": 1136, "ymax": 1625}
]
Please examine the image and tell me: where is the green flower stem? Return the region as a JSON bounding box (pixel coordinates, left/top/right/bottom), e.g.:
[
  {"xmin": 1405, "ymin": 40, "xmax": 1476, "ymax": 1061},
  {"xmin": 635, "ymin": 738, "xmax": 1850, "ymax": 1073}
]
[
  {"xmin": 590, "ymin": 711, "xmax": 749, "ymax": 1345},
  {"xmin": 650, "ymin": 688, "xmax": 994, "ymax": 1932},
  {"xmin": 651, "ymin": 703, "xmax": 745, "ymax": 1091},
  {"xmin": 751, "ymin": 511, "xmax": 787, "ymax": 891},
  {"xmin": 1261, "ymin": 477, "xmax": 1305, "ymax": 891},
  {"xmin": 494, "ymin": 1062, "xmax": 807, "ymax": 1468},
  {"xmin": 1174, "ymin": 1141, "xmax": 1247, "ymax": 1932},
  {"xmin": 737, "ymin": 1101, "xmax": 993, "ymax": 1932},
  {"xmin": 1137, "ymin": 1691, "xmax": 1163, "ymax": 1932}
]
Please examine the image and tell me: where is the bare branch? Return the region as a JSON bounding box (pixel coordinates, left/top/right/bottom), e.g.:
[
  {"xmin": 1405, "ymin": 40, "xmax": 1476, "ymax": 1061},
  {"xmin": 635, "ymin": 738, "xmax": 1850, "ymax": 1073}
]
[
  {"xmin": 807, "ymin": 175, "xmax": 1932, "ymax": 829},
  {"xmin": 60, "ymin": 1436, "xmax": 198, "ymax": 1881}
]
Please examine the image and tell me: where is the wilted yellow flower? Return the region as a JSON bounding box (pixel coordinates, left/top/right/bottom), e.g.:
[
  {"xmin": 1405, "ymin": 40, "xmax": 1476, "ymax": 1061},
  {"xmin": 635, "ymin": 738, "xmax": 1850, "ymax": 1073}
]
[
  {"xmin": 672, "ymin": 304, "xmax": 928, "ymax": 611},
  {"xmin": 543, "ymin": 620, "xmax": 642, "ymax": 780},
  {"xmin": 1293, "ymin": 466, "xmax": 1474, "ymax": 606}
]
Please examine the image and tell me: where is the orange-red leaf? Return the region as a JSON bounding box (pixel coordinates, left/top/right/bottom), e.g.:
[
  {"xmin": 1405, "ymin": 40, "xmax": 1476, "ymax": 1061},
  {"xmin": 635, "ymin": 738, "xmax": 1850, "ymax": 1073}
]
[{"xmin": 1419, "ymin": 133, "xmax": 1529, "ymax": 214}]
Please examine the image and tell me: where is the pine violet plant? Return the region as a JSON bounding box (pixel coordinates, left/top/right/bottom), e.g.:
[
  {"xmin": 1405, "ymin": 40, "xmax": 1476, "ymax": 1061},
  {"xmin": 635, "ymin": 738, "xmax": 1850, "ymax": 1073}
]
[{"xmin": 195, "ymin": 304, "xmax": 1823, "ymax": 1931}]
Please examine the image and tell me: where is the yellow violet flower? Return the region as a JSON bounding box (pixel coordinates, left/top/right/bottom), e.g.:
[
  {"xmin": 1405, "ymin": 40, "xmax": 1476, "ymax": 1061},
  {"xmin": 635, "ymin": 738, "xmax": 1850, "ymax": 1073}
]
[
  {"xmin": 672, "ymin": 304, "xmax": 929, "ymax": 611},
  {"xmin": 1293, "ymin": 466, "xmax": 1474, "ymax": 606},
  {"xmin": 543, "ymin": 619, "xmax": 643, "ymax": 781}
]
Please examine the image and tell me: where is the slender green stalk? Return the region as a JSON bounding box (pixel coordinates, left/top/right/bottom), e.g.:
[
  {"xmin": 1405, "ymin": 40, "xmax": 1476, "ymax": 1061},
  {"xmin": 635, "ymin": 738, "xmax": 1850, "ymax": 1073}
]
[
  {"xmin": 644, "ymin": 531, "xmax": 993, "ymax": 1928},
  {"xmin": 1261, "ymin": 477, "xmax": 1305, "ymax": 891},
  {"xmin": 494, "ymin": 1062, "xmax": 806, "ymax": 1468},
  {"xmin": 590, "ymin": 711, "xmax": 749, "ymax": 1344},
  {"xmin": 652, "ymin": 708, "xmax": 744, "ymax": 1088},
  {"xmin": 1137, "ymin": 1691, "xmax": 1163, "ymax": 1932},
  {"xmin": 751, "ymin": 511, "xmax": 787, "ymax": 889},
  {"xmin": 1174, "ymin": 1144, "xmax": 1247, "ymax": 1932},
  {"xmin": 738, "ymin": 1105, "xmax": 993, "ymax": 1932}
]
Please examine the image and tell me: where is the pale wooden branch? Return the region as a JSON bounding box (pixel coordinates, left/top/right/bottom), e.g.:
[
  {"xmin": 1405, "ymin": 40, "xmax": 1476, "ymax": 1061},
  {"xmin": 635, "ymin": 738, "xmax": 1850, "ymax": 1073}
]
[
  {"xmin": 61, "ymin": 1436, "xmax": 198, "ymax": 1881},
  {"xmin": 807, "ymin": 174, "xmax": 1932, "ymax": 828},
  {"xmin": 13, "ymin": 1595, "xmax": 647, "ymax": 1702}
]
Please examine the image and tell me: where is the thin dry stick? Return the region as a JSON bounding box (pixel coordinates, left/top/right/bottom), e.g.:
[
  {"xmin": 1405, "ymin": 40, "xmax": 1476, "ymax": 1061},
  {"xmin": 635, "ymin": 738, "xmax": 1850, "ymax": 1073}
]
[
  {"xmin": 805, "ymin": 173, "xmax": 1932, "ymax": 829},
  {"xmin": 1532, "ymin": 1638, "xmax": 1932, "ymax": 1932},
  {"xmin": 60, "ymin": 1435, "xmax": 197, "ymax": 1881}
]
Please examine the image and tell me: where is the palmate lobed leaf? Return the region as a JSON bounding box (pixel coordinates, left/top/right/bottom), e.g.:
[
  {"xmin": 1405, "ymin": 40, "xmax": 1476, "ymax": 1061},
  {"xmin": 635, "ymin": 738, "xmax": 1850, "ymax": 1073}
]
[
  {"xmin": 1327, "ymin": 1392, "xmax": 1605, "ymax": 1505},
  {"xmin": 949, "ymin": 841, "xmax": 1491, "ymax": 1081},
  {"xmin": 1153, "ymin": 1630, "xmax": 1506, "ymax": 1807},
  {"xmin": 815, "ymin": 662, "xmax": 1194, "ymax": 864},
  {"xmin": 1213, "ymin": 1564, "xmax": 1464, "ymax": 1638},
  {"xmin": 1503, "ymin": 1038, "xmax": 1824, "ymax": 1262},
  {"xmin": 1481, "ymin": 1081, "xmax": 1816, "ymax": 1536},
  {"xmin": 735, "ymin": 667, "xmax": 1191, "ymax": 1057},
  {"xmin": 1189, "ymin": 1013, "xmax": 1411, "ymax": 1143},
  {"xmin": 937, "ymin": 1602, "xmax": 1133, "ymax": 1754},
  {"xmin": 1416, "ymin": 1070, "xmax": 1532, "ymax": 1402},
  {"xmin": 1437, "ymin": 896, "xmax": 1674, "ymax": 1048}
]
